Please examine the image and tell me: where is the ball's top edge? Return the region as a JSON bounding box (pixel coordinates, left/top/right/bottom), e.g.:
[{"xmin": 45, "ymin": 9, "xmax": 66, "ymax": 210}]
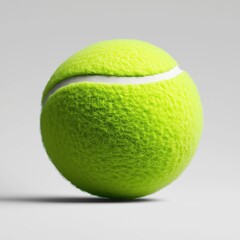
[{"xmin": 42, "ymin": 39, "xmax": 178, "ymax": 104}]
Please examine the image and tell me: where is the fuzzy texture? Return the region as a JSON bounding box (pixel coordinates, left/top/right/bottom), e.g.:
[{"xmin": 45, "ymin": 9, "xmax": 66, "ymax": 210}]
[{"xmin": 41, "ymin": 40, "xmax": 203, "ymax": 199}]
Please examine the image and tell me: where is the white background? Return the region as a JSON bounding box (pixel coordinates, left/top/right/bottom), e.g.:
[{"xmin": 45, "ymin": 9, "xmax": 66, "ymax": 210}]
[{"xmin": 0, "ymin": 0, "xmax": 239, "ymax": 239}]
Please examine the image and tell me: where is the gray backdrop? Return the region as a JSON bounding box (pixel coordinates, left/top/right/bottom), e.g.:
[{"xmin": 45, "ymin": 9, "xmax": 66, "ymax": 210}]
[{"xmin": 0, "ymin": 0, "xmax": 239, "ymax": 239}]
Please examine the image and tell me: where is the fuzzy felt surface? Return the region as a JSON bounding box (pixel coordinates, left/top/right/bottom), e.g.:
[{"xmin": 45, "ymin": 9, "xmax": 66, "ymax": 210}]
[
  {"xmin": 41, "ymin": 69, "xmax": 203, "ymax": 198},
  {"xmin": 42, "ymin": 40, "xmax": 177, "ymax": 103}
]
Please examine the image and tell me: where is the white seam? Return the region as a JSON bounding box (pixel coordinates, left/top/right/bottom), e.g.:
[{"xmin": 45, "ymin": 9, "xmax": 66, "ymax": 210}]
[{"xmin": 43, "ymin": 66, "xmax": 183, "ymax": 105}]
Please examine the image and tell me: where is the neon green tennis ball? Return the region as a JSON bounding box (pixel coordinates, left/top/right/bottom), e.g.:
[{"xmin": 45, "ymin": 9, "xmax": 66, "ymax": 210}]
[{"xmin": 41, "ymin": 39, "xmax": 203, "ymax": 199}]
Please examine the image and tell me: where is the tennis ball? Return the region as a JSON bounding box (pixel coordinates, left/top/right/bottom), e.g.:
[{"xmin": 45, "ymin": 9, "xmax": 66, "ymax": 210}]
[{"xmin": 41, "ymin": 39, "xmax": 203, "ymax": 199}]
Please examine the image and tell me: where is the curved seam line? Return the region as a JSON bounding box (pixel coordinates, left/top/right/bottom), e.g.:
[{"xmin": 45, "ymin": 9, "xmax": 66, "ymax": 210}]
[{"xmin": 42, "ymin": 66, "xmax": 183, "ymax": 106}]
